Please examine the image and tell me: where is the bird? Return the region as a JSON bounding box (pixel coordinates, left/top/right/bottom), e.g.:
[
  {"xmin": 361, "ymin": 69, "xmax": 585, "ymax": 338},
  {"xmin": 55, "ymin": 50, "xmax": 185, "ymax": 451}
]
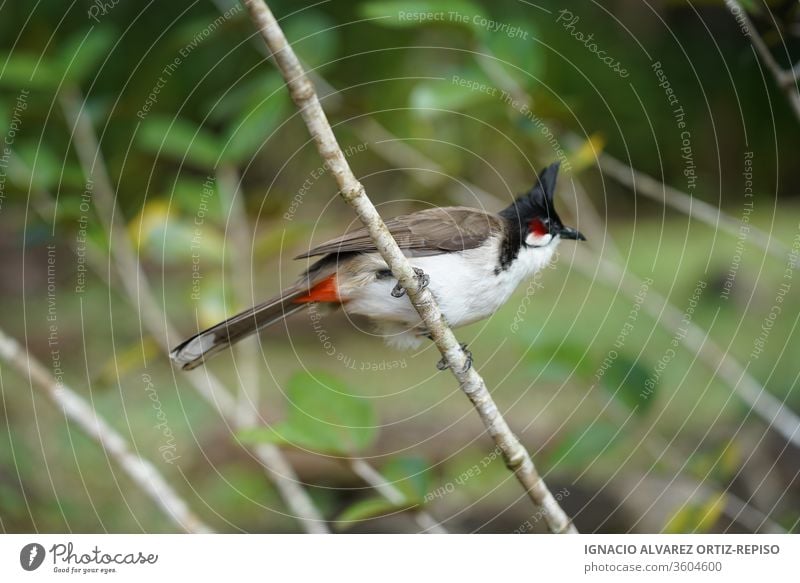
[{"xmin": 170, "ymin": 162, "xmax": 585, "ymax": 371}]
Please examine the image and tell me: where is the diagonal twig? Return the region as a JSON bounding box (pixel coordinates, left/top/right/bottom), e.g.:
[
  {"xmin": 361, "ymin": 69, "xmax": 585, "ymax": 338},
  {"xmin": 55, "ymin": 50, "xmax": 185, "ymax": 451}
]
[
  {"xmin": 596, "ymin": 150, "xmax": 790, "ymax": 261},
  {"xmin": 348, "ymin": 458, "xmax": 447, "ymax": 533},
  {"xmin": 725, "ymin": 0, "xmax": 800, "ymax": 121},
  {"xmin": 0, "ymin": 327, "xmax": 212, "ymax": 533},
  {"xmin": 58, "ymin": 87, "xmax": 328, "ymax": 533},
  {"xmin": 241, "ymin": 0, "xmax": 576, "ymax": 533}
]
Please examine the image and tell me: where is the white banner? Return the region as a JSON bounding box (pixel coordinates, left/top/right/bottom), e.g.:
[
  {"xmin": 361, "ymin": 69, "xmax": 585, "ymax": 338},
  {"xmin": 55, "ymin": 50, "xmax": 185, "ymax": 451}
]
[{"xmin": 0, "ymin": 534, "xmax": 795, "ymax": 582}]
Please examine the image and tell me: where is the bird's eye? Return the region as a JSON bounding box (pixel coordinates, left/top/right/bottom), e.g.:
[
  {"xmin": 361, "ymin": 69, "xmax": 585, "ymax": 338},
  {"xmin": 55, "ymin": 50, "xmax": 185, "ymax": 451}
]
[{"xmin": 529, "ymin": 218, "xmax": 548, "ymax": 237}]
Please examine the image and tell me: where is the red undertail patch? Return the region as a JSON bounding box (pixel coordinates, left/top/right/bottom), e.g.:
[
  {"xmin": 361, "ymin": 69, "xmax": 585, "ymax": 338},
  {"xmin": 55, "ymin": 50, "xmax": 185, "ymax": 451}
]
[{"xmin": 293, "ymin": 275, "xmax": 340, "ymax": 304}]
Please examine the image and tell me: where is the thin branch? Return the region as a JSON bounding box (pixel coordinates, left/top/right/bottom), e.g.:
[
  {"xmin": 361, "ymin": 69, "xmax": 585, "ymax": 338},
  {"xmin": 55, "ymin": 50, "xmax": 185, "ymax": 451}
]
[
  {"xmin": 470, "ymin": 54, "xmax": 795, "ymax": 524},
  {"xmin": 349, "ymin": 108, "xmax": 788, "ymax": 534},
  {"xmin": 471, "ymin": 55, "xmax": 799, "ymax": 448},
  {"xmin": 725, "ymin": 0, "xmax": 800, "ymax": 121},
  {"xmin": 58, "ymin": 88, "xmax": 328, "ymax": 533},
  {"xmin": 0, "ymin": 327, "xmax": 212, "ymax": 533},
  {"xmin": 597, "ymin": 150, "xmax": 790, "ymax": 261},
  {"xmin": 349, "ymin": 458, "xmax": 447, "ymax": 534},
  {"xmin": 242, "ymin": 0, "xmax": 576, "ymax": 533},
  {"xmin": 573, "ymin": 251, "xmax": 800, "ymax": 449}
]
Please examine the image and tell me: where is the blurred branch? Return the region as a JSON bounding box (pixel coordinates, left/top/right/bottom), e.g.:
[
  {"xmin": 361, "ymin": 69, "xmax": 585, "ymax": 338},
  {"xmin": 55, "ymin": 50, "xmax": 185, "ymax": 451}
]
[
  {"xmin": 58, "ymin": 87, "xmax": 328, "ymax": 533},
  {"xmin": 361, "ymin": 127, "xmax": 788, "ymax": 534},
  {"xmin": 573, "ymin": 250, "xmax": 800, "ymax": 450},
  {"xmin": 466, "ymin": 48, "xmax": 800, "ymax": 446},
  {"xmin": 241, "ymin": 0, "xmax": 576, "ymax": 534},
  {"xmin": 254, "ymin": 19, "xmax": 794, "ymax": 532},
  {"xmin": 596, "ymin": 150, "xmax": 790, "ymax": 261},
  {"xmin": 597, "ymin": 397, "xmax": 785, "ymax": 533},
  {"xmin": 349, "ymin": 458, "xmax": 447, "ymax": 534},
  {"xmin": 217, "ymin": 165, "xmax": 261, "ymax": 426},
  {"xmin": 0, "ymin": 327, "xmax": 212, "ymax": 533},
  {"xmin": 725, "ymin": 0, "xmax": 800, "ymax": 121}
]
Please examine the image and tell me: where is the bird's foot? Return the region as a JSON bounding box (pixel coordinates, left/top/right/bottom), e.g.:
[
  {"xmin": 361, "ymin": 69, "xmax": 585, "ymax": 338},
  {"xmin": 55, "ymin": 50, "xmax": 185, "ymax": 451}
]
[
  {"xmin": 436, "ymin": 343, "xmax": 472, "ymax": 373},
  {"xmin": 391, "ymin": 267, "xmax": 429, "ymax": 298}
]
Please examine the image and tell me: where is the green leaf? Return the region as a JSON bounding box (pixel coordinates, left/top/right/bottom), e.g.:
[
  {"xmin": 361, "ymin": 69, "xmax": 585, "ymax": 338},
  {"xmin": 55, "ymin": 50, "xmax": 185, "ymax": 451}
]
[
  {"xmin": 665, "ymin": 493, "xmax": 726, "ymax": 534},
  {"xmin": 381, "ymin": 456, "xmax": 432, "ymax": 503},
  {"xmin": 138, "ymin": 115, "xmax": 219, "ymax": 169},
  {"xmin": 221, "ymin": 97, "xmax": 287, "ymax": 163},
  {"xmin": 358, "ymin": 1, "xmax": 484, "ymax": 29},
  {"xmin": 600, "ymin": 354, "xmax": 657, "ymax": 415},
  {"xmin": 57, "ymin": 28, "xmax": 116, "ymax": 84},
  {"xmin": 283, "ymin": 10, "xmax": 339, "ymax": 68},
  {"xmin": 0, "ymin": 53, "xmax": 60, "ymax": 89},
  {"xmin": 240, "ymin": 372, "xmax": 378, "ymax": 455},
  {"xmin": 336, "ymin": 497, "xmax": 416, "ymax": 529},
  {"xmin": 548, "ymin": 422, "xmax": 620, "ymax": 470}
]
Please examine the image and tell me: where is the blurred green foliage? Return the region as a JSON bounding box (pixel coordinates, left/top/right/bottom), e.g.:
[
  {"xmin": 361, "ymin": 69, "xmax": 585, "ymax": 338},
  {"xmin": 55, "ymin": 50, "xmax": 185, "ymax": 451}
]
[{"xmin": 1, "ymin": 0, "xmax": 798, "ymax": 533}]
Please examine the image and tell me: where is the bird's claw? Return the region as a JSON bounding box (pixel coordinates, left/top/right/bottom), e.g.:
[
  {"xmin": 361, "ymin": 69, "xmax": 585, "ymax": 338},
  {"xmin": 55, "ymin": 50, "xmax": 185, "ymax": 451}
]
[
  {"xmin": 391, "ymin": 267, "xmax": 429, "ymax": 298},
  {"xmin": 436, "ymin": 343, "xmax": 472, "ymax": 373}
]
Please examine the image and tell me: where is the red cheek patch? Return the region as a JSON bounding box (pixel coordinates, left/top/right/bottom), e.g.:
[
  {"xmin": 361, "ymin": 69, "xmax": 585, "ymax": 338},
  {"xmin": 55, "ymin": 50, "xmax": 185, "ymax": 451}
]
[{"xmin": 529, "ymin": 218, "xmax": 548, "ymax": 237}]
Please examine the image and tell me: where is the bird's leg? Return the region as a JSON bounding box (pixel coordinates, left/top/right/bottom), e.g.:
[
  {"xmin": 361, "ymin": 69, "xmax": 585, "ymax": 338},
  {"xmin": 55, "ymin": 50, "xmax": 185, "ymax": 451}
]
[
  {"xmin": 391, "ymin": 267, "xmax": 429, "ymax": 298},
  {"xmin": 436, "ymin": 343, "xmax": 472, "ymax": 373}
]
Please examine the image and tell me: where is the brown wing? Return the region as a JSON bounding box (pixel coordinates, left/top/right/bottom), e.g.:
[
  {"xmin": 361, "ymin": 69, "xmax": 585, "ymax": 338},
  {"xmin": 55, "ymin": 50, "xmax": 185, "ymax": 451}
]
[{"xmin": 294, "ymin": 207, "xmax": 503, "ymax": 259}]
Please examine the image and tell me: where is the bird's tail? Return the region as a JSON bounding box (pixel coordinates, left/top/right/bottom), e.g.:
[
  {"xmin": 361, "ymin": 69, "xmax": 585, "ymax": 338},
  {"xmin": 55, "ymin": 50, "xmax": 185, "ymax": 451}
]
[{"xmin": 169, "ymin": 285, "xmax": 307, "ymax": 371}]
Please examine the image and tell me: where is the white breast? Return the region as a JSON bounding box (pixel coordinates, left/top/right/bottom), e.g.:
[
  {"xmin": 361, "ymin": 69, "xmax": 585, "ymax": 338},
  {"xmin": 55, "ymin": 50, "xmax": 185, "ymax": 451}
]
[{"xmin": 341, "ymin": 236, "xmax": 558, "ymax": 338}]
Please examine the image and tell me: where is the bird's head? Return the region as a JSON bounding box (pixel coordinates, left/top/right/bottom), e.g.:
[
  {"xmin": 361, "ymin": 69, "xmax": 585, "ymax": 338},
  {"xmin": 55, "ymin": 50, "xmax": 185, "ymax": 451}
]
[{"xmin": 500, "ymin": 162, "xmax": 586, "ymax": 248}]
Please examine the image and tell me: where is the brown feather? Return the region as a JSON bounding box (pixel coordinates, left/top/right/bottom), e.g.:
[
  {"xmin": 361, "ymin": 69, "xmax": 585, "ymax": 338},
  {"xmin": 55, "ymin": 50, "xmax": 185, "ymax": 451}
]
[{"xmin": 294, "ymin": 207, "xmax": 504, "ymax": 259}]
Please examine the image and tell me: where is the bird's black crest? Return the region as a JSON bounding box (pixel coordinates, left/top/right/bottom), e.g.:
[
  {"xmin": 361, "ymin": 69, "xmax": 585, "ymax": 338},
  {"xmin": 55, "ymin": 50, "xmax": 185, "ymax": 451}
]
[
  {"xmin": 499, "ymin": 162, "xmax": 561, "ymax": 225},
  {"xmin": 496, "ymin": 162, "xmax": 564, "ymax": 271}
]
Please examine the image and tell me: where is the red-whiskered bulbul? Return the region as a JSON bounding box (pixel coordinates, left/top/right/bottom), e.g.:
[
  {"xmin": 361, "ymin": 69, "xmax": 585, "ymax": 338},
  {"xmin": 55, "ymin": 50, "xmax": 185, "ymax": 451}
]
[{"xmin": 170, "ymin": 162, "xmax": 585, "ymax": 370}]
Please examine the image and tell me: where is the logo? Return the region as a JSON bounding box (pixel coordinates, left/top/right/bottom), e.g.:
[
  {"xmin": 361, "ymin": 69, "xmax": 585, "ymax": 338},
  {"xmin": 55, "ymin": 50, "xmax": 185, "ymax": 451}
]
[{"xmin": 20, "ymin": 543, "xmax": 46, "ymax": 571}]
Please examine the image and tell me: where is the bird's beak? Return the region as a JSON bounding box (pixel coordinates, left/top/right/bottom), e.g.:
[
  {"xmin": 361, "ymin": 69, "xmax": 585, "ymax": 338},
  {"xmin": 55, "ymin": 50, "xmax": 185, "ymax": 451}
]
[{"xmin": 559, "ymin": 226, "xmax": 586, "ymax": 241}]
